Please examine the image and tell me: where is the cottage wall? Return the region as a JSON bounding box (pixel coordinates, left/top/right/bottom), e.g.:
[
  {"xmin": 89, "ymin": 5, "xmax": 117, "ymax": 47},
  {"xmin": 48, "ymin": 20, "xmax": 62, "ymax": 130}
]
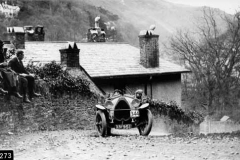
[
  {"xmin": 94, "ymin": 73, "xmax": 182, "ymax": 107},
  {"xmin": 152, "ymin": 74, "xmax": 182, "ymax": 107},
  {"xmin": 95, "ymin": 77, "xmax": 146, "ymax": 95}
]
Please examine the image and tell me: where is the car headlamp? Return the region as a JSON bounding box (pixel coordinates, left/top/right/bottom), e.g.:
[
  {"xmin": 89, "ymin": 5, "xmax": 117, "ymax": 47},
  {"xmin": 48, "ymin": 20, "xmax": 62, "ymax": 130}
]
[
  {"xmin": 105, "ymin": 100, "xmax": 114, "ymax": 109},
  {"xmin": 131, "ymin": 99, "xmax": 140, "ymax": 108}
]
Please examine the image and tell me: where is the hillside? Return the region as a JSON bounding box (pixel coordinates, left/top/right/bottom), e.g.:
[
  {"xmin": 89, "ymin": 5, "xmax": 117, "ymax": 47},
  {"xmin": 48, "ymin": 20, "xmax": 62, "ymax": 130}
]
[
  {"xmin": 83, "ymin": 0, "xmax": 230, "ymax": 47},
  {"xmin": 0, "ymin": 0, "xmax": 126, "ymax": 42},
  {"xmin": 0, "ymin": 0, "xmax": 229, "ymax": 49}
]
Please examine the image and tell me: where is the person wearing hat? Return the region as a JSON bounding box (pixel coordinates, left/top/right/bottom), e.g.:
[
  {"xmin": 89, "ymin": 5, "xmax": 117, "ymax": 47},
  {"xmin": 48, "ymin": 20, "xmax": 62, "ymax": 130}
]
[
  {"xmin": 135, "ymin": 89, "xmax": 143, "ymax": 100},
  {"xmin": 8, "ymin": 50, "xmax": 41, "ymax": 103},
  {"xmin": 0, "ymin": 40, "xmax": 22, "ymax": 98}
]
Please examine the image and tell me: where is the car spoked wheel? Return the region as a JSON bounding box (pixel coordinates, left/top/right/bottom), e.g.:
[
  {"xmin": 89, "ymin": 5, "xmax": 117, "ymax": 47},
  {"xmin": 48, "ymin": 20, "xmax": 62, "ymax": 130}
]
[
  {"xmin": 91, "ymin": 33, "xmax": 98, "ymax": 42},
  {"xmin": 96, "ymin": 110, "xmax": 107, "ymax": 137},
  {"xmin": 137, "ymin": 109, "xmax": 153, "ymax": 136}
]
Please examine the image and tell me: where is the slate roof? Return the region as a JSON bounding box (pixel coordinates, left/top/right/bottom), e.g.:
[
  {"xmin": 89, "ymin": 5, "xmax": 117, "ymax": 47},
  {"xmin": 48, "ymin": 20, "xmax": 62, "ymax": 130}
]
[{"xmin": 22, "ymin": 42, "xmax": 190, "ymax": 78}]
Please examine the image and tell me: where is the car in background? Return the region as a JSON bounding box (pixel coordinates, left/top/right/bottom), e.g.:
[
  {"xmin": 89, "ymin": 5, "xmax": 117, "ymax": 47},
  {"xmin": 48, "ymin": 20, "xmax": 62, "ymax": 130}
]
[{"xmin": 87, "ymin": 27, "xmax": 106, "ymax": 42}]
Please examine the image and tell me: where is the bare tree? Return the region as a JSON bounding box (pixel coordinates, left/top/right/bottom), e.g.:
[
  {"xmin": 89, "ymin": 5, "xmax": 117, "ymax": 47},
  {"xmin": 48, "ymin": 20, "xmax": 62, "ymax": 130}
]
[{"xmin": 170, "ymin": 8, "xmax": 240, "ymax": 114}]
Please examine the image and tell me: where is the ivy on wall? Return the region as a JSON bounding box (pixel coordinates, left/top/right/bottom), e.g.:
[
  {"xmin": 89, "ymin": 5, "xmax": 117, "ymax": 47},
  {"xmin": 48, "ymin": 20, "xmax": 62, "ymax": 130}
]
[
  {"xmin": 26, "ymin": 61, "xmax": 92, "ymax": 96},
  {"xmin": 146, "ymin": 98, "xmax": 204, "ymax": 125}
]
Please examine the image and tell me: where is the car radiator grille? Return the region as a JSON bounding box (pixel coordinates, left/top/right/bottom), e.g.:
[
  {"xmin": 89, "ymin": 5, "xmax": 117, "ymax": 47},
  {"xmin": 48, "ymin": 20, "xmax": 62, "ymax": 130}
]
[{"xmin": 114, "ymin": 100, "xmax": 131, "ymax": 121}]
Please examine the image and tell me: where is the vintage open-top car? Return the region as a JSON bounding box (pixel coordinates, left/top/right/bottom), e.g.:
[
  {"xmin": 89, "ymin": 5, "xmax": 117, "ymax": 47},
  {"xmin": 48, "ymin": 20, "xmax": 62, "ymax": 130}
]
[
  {"xmin": 87, "ymin": 27, "xmax": 106, "ymax": 42},
  {"xmin": 95, "ymin": 89, "xmax": 153, "ymax": 137},
  {"xmin": 24, "ymin": 25, "xmax": 45, "ymax": 41}
]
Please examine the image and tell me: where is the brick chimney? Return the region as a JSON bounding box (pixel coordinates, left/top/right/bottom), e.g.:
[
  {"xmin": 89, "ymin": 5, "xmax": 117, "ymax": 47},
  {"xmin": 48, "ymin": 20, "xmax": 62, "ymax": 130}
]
[
  {"xmin": 59, "ymin": 42, "xmax": 80, "ymax": 68},
  {"xmin": 6, "ymin": 27, "xmax": 25, "ymax": 49},
  {"xmin": 139, "ymin": 29, "xmax": 159, "ymax": 68}
]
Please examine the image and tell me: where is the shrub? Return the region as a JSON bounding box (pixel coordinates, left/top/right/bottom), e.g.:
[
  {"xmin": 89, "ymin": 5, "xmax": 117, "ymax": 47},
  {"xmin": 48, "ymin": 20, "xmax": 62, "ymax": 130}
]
[
  {"xmin": 26, "ymin": 61, "xmax": 92, "ymax": 96},
  {"xmin": 147, "ymin": 98, "xmax": 204, "ymax": 125}
]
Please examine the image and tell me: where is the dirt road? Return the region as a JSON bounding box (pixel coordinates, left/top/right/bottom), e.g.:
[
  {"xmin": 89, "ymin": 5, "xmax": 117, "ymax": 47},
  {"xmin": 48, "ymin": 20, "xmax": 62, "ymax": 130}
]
[{"xmin": 1, "ymin": 129, "xmax": 240, "ymax": 160}]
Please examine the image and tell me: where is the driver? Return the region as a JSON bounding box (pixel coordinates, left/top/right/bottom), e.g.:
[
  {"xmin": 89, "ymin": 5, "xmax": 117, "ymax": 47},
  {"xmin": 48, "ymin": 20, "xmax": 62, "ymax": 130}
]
[
  {"xmin": 135, "ymin": 89, "xmax": 143, "ymax": 100},
  {"xmin": 113, "ymin": 89, "xmax": 123, "ymax": 96}
]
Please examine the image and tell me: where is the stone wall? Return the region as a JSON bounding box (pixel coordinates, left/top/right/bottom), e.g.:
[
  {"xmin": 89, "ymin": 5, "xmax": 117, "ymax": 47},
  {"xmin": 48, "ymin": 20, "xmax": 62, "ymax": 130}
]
[
  {"xmin": 0, "ymin": 80, "xmax": 97, "ymax": 133},
  {"xmin": 200, "ymin": 120, "xmax": 240, "ymax": 134},
  {"xmin": 150, "ymin": 110, "xmax": 200, "ymax": 135}
]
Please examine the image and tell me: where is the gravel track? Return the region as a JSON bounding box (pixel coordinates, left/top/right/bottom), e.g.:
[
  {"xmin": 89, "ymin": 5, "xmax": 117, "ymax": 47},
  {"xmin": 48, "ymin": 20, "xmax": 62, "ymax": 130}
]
[{"xmin": 1, "ymin": 130, "xmax": 240, "ymax": 160}]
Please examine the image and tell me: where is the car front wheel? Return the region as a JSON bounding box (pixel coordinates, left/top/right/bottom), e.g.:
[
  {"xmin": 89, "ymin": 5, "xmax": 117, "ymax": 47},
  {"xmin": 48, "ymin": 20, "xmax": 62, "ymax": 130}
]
[
  {"xmin": 137, "ymin": 109, "xmax": 153, "ymax": 136},
  {"xmin": 96, "ymin": 110, "xmax": 107, "ymax": 137},
  {"xmin": 91, "ymin": 33, "xmax": 98, "ymax": 42}
]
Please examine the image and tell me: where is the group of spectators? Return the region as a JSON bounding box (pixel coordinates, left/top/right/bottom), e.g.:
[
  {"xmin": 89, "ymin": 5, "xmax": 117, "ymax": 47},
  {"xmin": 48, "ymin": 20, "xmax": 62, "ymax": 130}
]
[{"xmin": 0, "ymin": 40, "xmax": 41, "ymax": 103}]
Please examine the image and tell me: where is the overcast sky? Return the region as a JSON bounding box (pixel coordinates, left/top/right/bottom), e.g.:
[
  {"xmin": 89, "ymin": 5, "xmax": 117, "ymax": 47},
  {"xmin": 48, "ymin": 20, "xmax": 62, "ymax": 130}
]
[{"xmin": 165, "ymin": 0, "xmax": 240, "ymax": 14}]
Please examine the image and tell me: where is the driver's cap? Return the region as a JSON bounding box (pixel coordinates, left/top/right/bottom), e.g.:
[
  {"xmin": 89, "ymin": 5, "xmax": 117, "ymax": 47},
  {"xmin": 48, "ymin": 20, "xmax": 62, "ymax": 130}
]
[{"xmin": 135, "ymin": 89, "xmax": 143, "ymax": 94}]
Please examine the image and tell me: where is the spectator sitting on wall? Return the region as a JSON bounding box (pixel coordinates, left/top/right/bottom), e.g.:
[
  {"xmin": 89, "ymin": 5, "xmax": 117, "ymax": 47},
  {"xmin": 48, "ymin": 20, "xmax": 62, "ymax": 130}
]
[
  {"xmin": 8, "ymin": 50, "xmax": 41, "ymax": 103},
  {"xmin": 0, "ymin": 40, "xmax": 22, "ymax": 98},
  {"xmin": 0, "ymin": 62, "xmax": 8, "ymax": 95},
  {"xmin": 0, "ymin": 40, "xmax": 7, "ymax": 94}
]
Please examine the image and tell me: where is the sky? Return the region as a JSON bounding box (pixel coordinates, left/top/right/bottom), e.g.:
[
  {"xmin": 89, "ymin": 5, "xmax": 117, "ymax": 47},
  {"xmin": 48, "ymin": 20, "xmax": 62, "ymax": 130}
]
[{"xmin": 165, "ymin": 0, "xmax": 240, "ymax": 14}]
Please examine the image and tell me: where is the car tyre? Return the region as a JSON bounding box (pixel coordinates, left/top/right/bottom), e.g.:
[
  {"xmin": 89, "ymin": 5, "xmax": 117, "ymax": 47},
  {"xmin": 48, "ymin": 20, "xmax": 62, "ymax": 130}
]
[
  {"xmin": 137, "ymin": 109, "xmax": 153, "ymax": 136},
  {"xmin": 96, "ymin": 110, "xmax": 107, "ymax": 137},
  {"xmin": 91, "ymin": 33, "xmax": 98, "ymax": 42},
  {"xmin": 106, "ymin": 127, "xmax": 111, "ymax": 136}
]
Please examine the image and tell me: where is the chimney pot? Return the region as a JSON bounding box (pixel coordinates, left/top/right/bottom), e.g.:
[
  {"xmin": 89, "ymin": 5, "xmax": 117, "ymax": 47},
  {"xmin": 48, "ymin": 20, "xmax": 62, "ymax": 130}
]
[{"xmin": 59, "ymin": 42, "xmax": 80, "ymax": 68}]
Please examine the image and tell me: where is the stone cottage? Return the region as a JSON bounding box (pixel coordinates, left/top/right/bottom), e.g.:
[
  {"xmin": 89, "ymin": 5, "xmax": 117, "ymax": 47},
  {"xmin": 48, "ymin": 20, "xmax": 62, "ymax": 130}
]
[{"xmin": 4, "ymin": 29, "xmax": 190, "ymax": 107}]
